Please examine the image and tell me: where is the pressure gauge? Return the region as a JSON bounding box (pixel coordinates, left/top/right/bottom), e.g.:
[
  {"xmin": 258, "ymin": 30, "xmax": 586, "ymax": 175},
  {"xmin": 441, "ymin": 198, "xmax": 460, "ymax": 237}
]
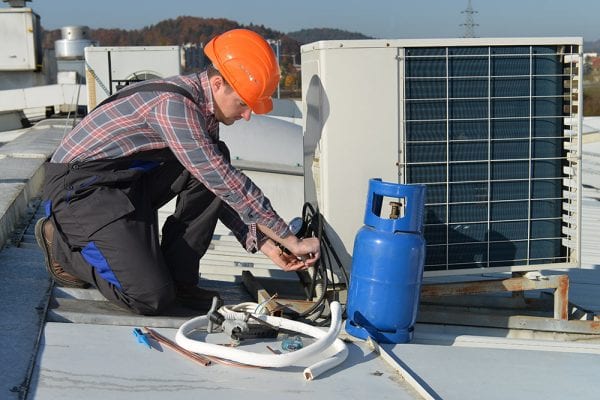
[{"xmin": 288, "ymin": 217, "xmax": 305, "ymax": 238}]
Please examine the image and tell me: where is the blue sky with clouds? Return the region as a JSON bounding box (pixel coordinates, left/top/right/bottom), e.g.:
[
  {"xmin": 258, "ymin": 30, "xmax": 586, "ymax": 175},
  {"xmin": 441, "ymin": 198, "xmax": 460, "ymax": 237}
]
[{"xmin": 11, "ymin": 0, "xmax": 600, "ymax": 41}]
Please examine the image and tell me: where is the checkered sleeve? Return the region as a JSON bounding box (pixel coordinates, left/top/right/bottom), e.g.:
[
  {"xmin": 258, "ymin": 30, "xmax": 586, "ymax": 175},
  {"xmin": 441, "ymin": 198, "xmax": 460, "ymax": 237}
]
[{"xmin": 146, "ymin": 95, "xmax": 291, "ymax": 244}]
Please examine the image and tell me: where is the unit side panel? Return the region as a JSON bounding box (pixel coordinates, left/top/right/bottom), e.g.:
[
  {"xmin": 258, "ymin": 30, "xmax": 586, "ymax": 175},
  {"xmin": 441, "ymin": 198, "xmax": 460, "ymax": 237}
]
[
  {"xmin": 302, "ymin": 53, "xmax": 322, "ymax": 211},
  {"xmin": 302, "ymin": 46, "xmax": 400, "ymax": 261}
]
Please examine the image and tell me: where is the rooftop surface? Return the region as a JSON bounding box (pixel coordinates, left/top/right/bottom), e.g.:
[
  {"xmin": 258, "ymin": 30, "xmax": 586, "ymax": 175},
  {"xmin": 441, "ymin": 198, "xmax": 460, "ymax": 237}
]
[{"xmin": 1, "ymin": 117, "xmax": 600, "ymax": 400}]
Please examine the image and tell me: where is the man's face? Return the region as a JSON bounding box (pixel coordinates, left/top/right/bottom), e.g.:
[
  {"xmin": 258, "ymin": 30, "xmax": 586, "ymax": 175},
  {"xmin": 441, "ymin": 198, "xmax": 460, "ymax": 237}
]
[{"xmin": 211, "ymin": 76, "xmax": 252, "ymax": 126}]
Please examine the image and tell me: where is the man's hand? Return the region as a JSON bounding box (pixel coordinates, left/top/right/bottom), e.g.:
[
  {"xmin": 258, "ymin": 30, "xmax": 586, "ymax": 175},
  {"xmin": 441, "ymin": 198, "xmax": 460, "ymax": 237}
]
[
  {"xmin": 257, "ymin": 224, "xmax": 321, "ymax": 270},
  {"xmin": 259, "ymin": 238, "xmax": 319, "ymax": 271},
  {"xmin": 287, "ymin": 236, "xmax": 320, "ymax": 268}
]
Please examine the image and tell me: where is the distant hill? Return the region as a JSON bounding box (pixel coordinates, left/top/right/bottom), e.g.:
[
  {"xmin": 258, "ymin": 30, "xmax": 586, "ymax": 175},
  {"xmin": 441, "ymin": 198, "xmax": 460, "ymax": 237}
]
[
  {"xmin": 41, "ymin": 18, "xmax": 372, "ymax": 62},
  {"xmin": 287, "ymin": 28, "xmax": 373, "ymax": 45},
  {"xmin": 42, "ymin": 16, "xmax": 301, "ymax": 70},
  {"xmin": 42, "ymin": 18, "xmax": 598, "ymax": 55},
  {"xmin": 41, "ymin": 18, "xmax": 600, "ymax": 101},
  {"xmin": 585, "ymin": 40, "xmax": 600, "ymax": 54},
  {"xmin": 43, "ymin": 16, "xmax": 290, "ymax": 48},
  {"xmin": 41, "ymin": 18, "xmax": 371, "ymax": 96}
]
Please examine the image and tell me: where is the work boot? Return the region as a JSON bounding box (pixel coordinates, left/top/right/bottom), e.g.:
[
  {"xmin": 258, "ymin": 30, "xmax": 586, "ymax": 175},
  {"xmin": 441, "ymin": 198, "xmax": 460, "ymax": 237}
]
[
  {"xmin": 34, "ymin": 217, "xmax": 90, "ymax": 288},
  {"xmin": 175, "ymin": 284, "xmax": 221, "ymax": 312}
]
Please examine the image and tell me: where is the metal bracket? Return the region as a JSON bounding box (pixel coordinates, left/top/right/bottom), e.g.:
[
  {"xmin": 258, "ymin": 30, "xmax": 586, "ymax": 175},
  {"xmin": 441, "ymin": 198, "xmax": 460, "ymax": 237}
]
[{"xmin": 421, "ymin": 274, "xmax": 570, "ymax": 320}]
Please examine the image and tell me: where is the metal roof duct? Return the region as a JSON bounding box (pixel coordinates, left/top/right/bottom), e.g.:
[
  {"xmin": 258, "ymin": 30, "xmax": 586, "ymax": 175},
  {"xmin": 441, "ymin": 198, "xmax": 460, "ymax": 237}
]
[{"xmin": 55, "ymin": 26, "xmax": 94, "ymax": 60}]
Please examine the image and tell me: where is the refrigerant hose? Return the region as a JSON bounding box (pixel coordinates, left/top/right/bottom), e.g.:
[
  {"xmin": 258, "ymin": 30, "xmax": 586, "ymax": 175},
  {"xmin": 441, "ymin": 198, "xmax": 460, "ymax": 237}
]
[
  {"xmin": 294, "ymin": 203, "xmax": 349, "ymax": 322},
  {"xmin": 175, "ymin": 301, "xmax": 348, "ymax": 380}
]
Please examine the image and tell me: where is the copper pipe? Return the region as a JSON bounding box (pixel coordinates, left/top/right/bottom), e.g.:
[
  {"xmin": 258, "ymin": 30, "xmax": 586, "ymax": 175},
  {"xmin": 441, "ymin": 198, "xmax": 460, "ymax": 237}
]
[{"xmin": 143, "ymin": 327, "xmax": 211, "ymax": 367}]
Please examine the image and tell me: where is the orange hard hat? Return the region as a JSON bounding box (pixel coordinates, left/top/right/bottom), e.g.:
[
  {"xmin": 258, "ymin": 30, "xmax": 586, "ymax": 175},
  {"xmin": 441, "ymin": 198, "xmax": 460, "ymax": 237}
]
[{"xmin": 204, "ymin": 29, "xmax": 280, "ymax": 114}]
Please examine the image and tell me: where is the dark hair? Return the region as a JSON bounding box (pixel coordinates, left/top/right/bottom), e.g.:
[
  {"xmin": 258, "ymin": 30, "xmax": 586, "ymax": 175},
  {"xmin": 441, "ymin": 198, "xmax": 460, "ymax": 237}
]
[
  {"xmin": 206, "ymin": 64, "xmax": 233, "ymax": 90},
  {"xmin": 206, "ymin": 64, "xmax": 222, "ymax": 78}
]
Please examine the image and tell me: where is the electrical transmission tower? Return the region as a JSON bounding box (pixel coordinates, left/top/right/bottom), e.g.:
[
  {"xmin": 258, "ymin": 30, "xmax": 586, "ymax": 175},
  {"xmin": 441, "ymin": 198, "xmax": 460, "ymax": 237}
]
[{"xmin": 460, "ymin": 0, "xmax": 478, "ymax": 38}]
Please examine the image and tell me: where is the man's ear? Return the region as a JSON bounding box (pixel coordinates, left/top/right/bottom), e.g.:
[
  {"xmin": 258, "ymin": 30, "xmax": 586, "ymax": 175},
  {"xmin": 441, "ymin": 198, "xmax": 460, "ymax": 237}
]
[{"xmin": 210, "ymin": 75, "xmax": 224, "ymax": 92}]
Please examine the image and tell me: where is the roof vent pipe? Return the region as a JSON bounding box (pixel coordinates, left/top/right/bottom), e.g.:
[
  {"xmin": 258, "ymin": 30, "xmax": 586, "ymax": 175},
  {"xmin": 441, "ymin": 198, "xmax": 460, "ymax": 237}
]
[
  {"xmin": 55, "ymin": 26, "xmax": 94, "ymax": 60},
  {"xmin": 2, "ymin": 0, "xmax": 30, "ymax": 7}
]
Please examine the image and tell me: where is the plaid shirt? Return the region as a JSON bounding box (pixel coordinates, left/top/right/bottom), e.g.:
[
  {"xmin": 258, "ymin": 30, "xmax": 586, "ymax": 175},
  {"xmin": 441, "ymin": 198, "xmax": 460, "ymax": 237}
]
[{"xmin": 52, "ymin": 71, "xmax": 290, "ymax": 252}]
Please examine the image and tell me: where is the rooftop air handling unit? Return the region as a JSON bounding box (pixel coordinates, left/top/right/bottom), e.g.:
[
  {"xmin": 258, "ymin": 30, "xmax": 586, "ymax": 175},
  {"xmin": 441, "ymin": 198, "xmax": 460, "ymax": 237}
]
[
  {"xmin": 301, "ymin": 37, "xmax": 582, "ymax": 277},
  {"xmin": 0, "ymin": 1, "xmax": 41, "ymax": 72},
  {"xmin": 84, "ymin": 46, "xmax": 181, "ymax": 109},
  {"xmin": 0, "ymin": 1, "xmax": 45, "ymax": 90}
]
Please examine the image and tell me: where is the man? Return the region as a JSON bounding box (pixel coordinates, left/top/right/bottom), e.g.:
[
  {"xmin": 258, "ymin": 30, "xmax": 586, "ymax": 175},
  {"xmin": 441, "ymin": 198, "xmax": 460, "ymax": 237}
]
[{"xmin": 35, "ymin": 29, "xmax": 320, "ymax": 315}]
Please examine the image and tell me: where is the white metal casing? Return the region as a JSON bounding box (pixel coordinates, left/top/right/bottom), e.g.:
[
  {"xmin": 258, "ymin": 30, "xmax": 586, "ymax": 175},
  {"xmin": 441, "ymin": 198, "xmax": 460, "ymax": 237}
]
[
  {"xmin": 301, "ymin": 37, "xmax": 583, "ymax": 277},
  {"xmin": 84, "ymin": 46, "xmax": 181, "ymax": 109},
  {"xmin": 0, "ymin": 7, "xmax": 40, "ymax": 71},
  {"xmin": 302, "ymin": 41, "xmax": 400, "ymax": 271}
]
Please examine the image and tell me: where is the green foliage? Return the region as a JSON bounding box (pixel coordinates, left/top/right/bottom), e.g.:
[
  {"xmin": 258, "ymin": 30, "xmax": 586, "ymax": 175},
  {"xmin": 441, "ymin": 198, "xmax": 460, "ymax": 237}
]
[
  {"xmin": 584, "ymin": 84, "xmax": 600, "ymax": 116},
  {"xmin": 287, "ymin": 27, "xmax": 373, "ymax": 45}
]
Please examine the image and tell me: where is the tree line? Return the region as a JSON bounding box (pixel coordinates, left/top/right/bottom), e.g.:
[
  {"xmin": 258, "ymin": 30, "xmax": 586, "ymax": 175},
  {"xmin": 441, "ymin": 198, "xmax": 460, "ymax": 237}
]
[{"xmin": 42, "ymin": 18, "xmax": 371, "ymax": 97}]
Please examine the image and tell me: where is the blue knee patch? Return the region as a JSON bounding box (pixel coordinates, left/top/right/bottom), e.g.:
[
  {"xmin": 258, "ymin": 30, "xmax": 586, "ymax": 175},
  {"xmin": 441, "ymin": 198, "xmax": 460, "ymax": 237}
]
[
  {"xmin": 43, "ymin": 200, "xmax": 52, "ymax": 217},
  {"xmin": 129, "ymin": 160, "xmax": 160, "ymax": 172},
  {"xmin": 81, "ymin": 241, "xmax": 122, "ymax": 289}
]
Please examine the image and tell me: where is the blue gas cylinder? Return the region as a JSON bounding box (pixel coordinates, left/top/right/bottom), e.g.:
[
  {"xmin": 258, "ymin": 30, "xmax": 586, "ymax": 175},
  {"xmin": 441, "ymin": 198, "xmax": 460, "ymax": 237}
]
[{"xmin": 345, "ymin": 178, "xmax": 426, "ymax": 344}]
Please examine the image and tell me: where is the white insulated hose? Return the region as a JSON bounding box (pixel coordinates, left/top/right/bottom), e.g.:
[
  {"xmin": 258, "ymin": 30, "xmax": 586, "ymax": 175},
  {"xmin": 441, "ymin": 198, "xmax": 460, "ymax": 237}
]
[{"xmin": 175, "ymin": 301, "xmax": 348, "ymax": 380}]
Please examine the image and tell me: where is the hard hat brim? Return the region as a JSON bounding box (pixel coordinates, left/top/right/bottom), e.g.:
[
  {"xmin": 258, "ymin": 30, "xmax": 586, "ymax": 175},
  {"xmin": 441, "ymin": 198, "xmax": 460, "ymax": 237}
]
[{"xmin": 252, "ymin": 97, "xmax": 273, "ymax": 115}]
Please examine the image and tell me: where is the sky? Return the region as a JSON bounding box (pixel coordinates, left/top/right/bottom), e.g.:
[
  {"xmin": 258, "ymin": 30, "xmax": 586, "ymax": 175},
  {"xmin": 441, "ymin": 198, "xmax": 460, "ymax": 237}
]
[{"xmin": 7, "ymin": 0, "xmax": 600, "ymax": 42}]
